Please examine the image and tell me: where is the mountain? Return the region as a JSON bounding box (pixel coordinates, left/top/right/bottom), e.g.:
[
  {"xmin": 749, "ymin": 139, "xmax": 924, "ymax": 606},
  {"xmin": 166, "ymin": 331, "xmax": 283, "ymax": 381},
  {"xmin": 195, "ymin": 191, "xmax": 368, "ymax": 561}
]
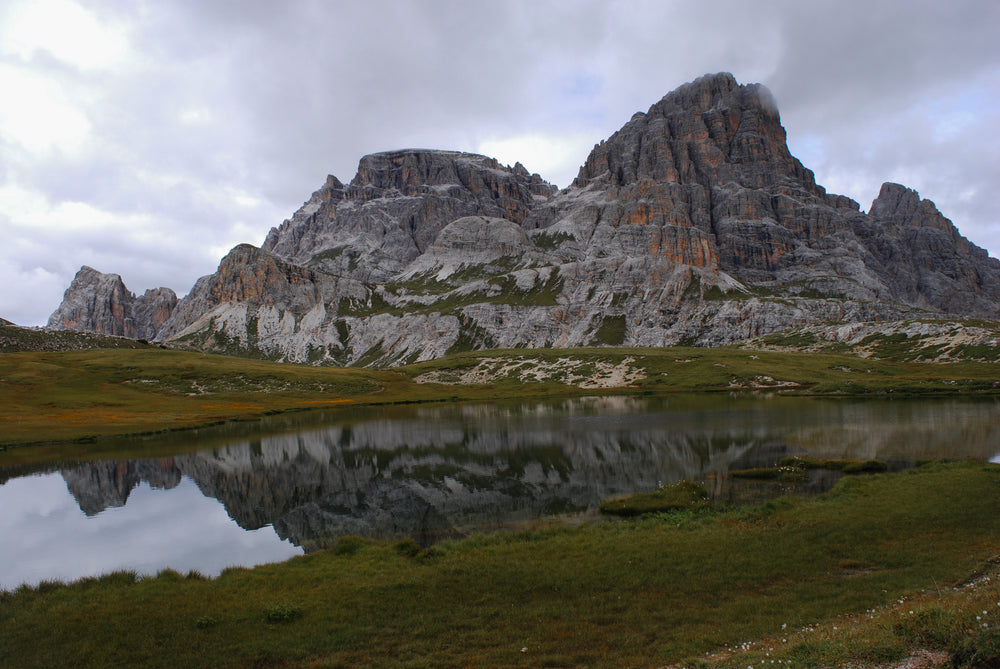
[
  {"xmin": 48, "ymin": 266, "xmax": 177, "ymax": 341},
  {"xmin": 48, "ymin": 73, "xmax": 1000, "ymax": 365}
]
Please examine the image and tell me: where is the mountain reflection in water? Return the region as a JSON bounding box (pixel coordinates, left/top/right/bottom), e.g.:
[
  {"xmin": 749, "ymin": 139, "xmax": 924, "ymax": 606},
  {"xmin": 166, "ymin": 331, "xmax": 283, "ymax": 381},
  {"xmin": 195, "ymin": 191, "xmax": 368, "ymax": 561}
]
[{"xmin": 2, "ymin": 395, "xmax": 999, "ymax": 587}]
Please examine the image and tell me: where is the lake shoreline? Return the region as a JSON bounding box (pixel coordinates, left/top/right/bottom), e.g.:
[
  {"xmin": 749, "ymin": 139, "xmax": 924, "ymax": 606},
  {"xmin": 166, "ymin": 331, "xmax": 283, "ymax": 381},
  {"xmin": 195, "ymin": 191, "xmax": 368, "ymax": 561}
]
[
  {"xmin": 4, "ymin": 394, "xmax": 997, "ymax": 589},
  {"xmin": 2, "ymin": 346, "xmax": 1000, "ymax": 452}
]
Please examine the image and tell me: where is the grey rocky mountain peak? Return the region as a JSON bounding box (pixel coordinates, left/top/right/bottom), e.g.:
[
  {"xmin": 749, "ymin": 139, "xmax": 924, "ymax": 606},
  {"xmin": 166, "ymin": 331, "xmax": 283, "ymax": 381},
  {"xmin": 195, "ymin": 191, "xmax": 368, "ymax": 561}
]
[
  {"xmin": 48, "ymin": 266, "xmax": 176, "ymax": 341},
  {"xmin": 48, "ymin": 73, "xmax": 1000, "ymax": 365}
]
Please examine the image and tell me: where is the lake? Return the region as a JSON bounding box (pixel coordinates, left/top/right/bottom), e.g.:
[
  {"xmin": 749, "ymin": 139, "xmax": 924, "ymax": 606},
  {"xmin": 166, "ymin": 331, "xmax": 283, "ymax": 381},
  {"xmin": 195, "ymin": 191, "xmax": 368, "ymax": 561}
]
[{"xmin": 2, "ymin": 394, "xmax": 998, "ymax": 590}]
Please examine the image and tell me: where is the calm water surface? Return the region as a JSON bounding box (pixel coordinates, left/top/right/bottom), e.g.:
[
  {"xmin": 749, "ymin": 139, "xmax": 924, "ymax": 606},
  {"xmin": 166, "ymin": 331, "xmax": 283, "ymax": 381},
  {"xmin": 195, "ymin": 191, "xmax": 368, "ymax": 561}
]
[{"xmin": 2, "ymin": 394, "xmax": 998, "ymax": 589}]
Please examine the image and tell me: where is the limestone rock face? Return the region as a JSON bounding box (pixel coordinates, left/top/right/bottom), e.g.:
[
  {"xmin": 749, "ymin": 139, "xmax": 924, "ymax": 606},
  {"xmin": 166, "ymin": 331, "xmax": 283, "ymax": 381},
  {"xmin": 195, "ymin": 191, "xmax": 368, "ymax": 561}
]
[
  {"xmin": 260, "ymin": 149, "xmax": 557, "ymax": 282},
  {"xmin": 526, "ymin": 74, "xmax": 869, "ymax": 291},
  {"xmin": 133, "ymin": 288, "xmax": 179, "ymax": 339},
  {"xmin": 49, "ymin": 73, "xmax": 1000, "ymax": 365},
  {"xmin": 47, "ymin": 266, "xmax": 177, "ymax": 340},
  {"xmin": 156, "ymin": 244, "xmax": 367, "ymax": 364},
  {"xmin": 858, "ymin": 182, "xmax": 1000, "ymax": 314}
]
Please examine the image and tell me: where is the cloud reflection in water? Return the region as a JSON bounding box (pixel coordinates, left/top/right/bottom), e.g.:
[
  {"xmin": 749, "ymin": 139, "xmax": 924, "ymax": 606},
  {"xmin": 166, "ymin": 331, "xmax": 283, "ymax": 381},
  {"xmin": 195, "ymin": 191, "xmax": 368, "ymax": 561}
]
[{"xmin": 0, "ymin": 473, "xmax": 301, "ymax": 590}]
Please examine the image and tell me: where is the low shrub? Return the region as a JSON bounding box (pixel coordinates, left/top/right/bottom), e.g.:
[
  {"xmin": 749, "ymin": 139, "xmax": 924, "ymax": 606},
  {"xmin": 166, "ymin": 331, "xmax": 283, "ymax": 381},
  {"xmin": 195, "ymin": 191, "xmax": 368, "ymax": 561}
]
[{"xmin": 950, "ymin": 627, "xmax": 1000, "ymax": 668}]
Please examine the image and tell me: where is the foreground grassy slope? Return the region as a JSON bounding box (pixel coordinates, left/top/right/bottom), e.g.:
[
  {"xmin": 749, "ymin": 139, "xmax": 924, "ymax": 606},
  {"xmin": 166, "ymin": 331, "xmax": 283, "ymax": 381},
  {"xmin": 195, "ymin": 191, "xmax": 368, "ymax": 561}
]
[
  {"xmin": 2, "ymin": 462, "xmax": 998, "ymax": 668},
  {"xmin": 2, "ymin": 345, "xmax": 999, "ymax": 449}
]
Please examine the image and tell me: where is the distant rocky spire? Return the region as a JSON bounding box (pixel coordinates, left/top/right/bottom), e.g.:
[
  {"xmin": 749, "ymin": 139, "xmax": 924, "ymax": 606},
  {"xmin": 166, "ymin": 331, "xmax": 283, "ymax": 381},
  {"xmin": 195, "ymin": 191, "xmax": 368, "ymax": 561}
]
[{"xmin": 48, "ymin": 266, "xmax": 176, "ymax": 340}]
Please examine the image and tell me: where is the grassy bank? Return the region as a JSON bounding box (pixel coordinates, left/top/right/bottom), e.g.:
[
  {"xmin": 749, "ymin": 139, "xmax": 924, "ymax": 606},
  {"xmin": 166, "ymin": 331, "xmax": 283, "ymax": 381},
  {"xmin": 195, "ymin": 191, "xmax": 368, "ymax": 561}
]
[
  {"xmin": 2, "ymin": 461, "xmax": 998, "ymax": 668},
  {"xmin": 0, "ymin": 348, "xmax": 394, "ymax": 448},
  {"xmin": 2, "ymin": 345, "xmax": 999, "ymax": 450}
]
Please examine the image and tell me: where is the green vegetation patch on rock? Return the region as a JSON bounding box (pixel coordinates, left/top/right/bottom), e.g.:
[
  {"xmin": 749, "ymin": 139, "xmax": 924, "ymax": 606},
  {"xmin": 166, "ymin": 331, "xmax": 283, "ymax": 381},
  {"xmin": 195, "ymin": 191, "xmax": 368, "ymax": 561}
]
[{"xmin": 592, "ymin": 315, "xmax": 627, "ymax": 346}]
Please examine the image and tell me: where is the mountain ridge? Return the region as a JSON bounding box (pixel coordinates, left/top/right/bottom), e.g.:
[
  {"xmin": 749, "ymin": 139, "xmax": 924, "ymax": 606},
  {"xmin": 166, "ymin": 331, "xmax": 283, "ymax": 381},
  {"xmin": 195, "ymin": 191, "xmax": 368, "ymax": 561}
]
[{"xmin": 46, "ymin": 73, "xmax": 1000, "ymax": 365}]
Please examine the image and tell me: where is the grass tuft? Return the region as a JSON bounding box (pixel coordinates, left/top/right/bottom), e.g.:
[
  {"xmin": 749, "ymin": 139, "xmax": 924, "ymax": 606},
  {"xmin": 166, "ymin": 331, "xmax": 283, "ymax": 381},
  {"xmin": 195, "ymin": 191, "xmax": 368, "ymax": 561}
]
[
  {"xmin": 393, "ymin": 538, "xmax": 422, "ymax": 558},
  {"xmin": 331, "ymin": 535, "xmax": 369, "ymax": 556},
  {"xmin": 599, "ymin": 479, "xmax": 709, "ymax": 516},
  {"xmin": 262, "ymin": 603, "xmax": 304, "ymax": 625},
  {"xmin": 194, "ymin": 616, "xmax": 218, "ymax": 630}
]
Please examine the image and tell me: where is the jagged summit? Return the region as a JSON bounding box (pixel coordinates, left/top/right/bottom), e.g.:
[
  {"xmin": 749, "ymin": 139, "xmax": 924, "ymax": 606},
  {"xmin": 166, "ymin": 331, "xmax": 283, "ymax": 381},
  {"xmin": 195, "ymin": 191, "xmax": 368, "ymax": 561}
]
[
  {"xmin": 350, "ymin": 149, "xmax": 552, "ymax": 195},
  {"xmin": 49, "ymin": 74, "xmax": 1000, "ymax": 365},
  {"xmin": 572, "ymin": 72, "xmax": 816, "ymax": 193},
  {"xmin": 259, "ymin": 148, "xmax": 557, "ymax": 281},
  {"xmin": 48, "ymin": 266, "xmax": 176, "ymax": 340}
]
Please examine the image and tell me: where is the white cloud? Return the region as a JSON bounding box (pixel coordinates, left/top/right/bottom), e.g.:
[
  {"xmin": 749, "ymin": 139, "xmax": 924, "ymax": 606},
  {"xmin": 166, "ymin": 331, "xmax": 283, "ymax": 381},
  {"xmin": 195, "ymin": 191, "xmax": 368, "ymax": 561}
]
[
  {"xmin": 0, "ymin": 474, "xmax": 300, "ymax": 589},
  {"xmin": 1, "ymin": 0, "xmax": 129, "ymax": 71},
  {"xmin": 0, "ymin": 263, "xmax": 66, "ymax": 326},
  {"xmin": 0, "ymin": 182, "xmax": 153, "ymax": 237},
  {"xmin": 477, "ymin": 131, "xmax": 597, "ymax": 189},
  {"xmin": 0, "ymin": 64, "xmax": 92, "ymax": 155}
]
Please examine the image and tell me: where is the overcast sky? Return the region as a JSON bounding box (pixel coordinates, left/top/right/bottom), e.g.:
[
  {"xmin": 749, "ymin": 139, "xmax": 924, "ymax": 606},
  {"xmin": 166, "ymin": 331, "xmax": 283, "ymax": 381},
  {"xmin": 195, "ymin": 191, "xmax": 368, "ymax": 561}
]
[{"xmin": 2, "ymin": 0, "xmax": 998, "ymax": 326}]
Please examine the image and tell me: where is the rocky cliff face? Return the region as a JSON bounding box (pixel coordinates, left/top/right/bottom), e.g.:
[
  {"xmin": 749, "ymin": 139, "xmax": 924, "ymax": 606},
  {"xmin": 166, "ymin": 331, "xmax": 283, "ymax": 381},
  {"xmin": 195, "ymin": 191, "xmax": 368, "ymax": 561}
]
[
  {"xmin": 48, "ymin": 73, "xmax": 1000, "ymax": 364},
  {"xmin": 260, "ymin": 149, "xmax": 557, "ymax": 282},
  {"xmin": 48, "ymin": 266, "xmax": 177, "ymax": 340},
  {"xmin": 860, "ymin": 182, "xmax": 999, "ymax": 314}
]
